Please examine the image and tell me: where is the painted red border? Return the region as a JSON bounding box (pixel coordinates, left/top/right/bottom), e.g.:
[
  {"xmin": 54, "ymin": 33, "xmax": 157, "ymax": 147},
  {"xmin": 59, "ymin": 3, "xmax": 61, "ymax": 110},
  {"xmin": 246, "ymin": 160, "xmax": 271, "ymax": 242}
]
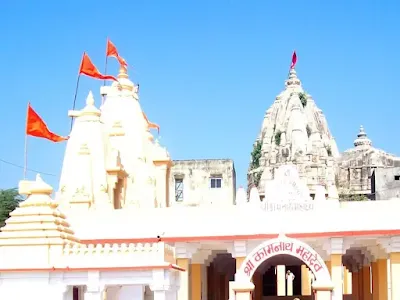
[
  {"xmin": 81, "ymin": 229, "xmax": 400, "ymax": 244},
  {"xmin": 0, "ymin": 264, "xmax": 185, "ymax": 273}
]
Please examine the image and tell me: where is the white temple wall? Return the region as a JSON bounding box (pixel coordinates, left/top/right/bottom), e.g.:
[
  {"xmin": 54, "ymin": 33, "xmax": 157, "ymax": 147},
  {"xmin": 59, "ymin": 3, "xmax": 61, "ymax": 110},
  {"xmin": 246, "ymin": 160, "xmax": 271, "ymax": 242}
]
[{"xmin": 119, "ymin": 285, "xmax": 145, "ymax": 300}]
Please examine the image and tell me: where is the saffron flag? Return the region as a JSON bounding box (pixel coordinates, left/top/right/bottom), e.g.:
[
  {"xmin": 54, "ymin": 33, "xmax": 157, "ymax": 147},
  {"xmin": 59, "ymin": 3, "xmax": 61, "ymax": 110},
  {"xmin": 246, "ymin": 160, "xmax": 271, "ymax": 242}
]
[
  {"xmin": 290, "ymin": 51, "xmax": 297, "ymax": 69},
  {"xmin": 79, "ymin": 52, "xmax": 118, "ymax": 81},
  {"xmin": 143, "ymin": 112, "xmax": 160, "ymax": 134},
  {"xmin": 26, "ymin": 103, "xmax": 68, "ymax": 142},
  {"xmin": 106, "ymin": 39, "xmax": 128, "ymax": 68}
]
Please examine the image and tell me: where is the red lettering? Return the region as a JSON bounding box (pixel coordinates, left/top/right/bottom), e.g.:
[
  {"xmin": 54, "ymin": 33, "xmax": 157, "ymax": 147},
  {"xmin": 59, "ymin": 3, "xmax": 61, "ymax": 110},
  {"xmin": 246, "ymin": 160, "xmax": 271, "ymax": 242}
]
[
  {"xmin": 301, "ymin": 250, "xmax": 312, "ymax": 262},
  {"xmin": 265, "ymin": 244, "xmax": 275, "ymax": 255},
  {"xmin": 296, "ymin": 245, "xmax": 305, "ymax": 256},
  {"xmin": 243, "ymin": 260, "xmax": 255, "ymax": 277},
  {"xmin": 253, "ymin": 247, "xmax": 268, "ymax": 262},
  {"xmin": 273, "ymin": 242, "xmax": 284, "ymax": 252},
  {"xmin": 284, "ymin": 242, "xmax": 294, "ymax": 252},
  {"xmin": 313, "ymin": 262, "xmax": 322, "ymax": 273}
]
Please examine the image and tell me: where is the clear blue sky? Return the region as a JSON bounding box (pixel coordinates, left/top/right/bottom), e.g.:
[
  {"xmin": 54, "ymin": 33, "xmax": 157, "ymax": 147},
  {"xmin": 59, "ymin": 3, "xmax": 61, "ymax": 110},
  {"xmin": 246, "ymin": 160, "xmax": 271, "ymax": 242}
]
[{"xmin": 0, "ymin": 0, "xmax": 399, "ymax": 190}]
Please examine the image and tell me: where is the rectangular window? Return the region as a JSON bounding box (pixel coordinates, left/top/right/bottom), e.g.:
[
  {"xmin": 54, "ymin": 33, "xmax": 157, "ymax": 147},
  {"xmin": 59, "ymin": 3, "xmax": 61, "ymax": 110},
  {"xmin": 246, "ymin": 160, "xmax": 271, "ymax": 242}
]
[
  {"xmin": 175, "ymin": 178, "xmax": 184, "ymax": 202},
  {"xmin": 395, "ymin": 175, "xmax": 400, "ymax": 181},
  {"xmin": 210, "ymin": 177, "xmax": 222, "ymax": 189}
]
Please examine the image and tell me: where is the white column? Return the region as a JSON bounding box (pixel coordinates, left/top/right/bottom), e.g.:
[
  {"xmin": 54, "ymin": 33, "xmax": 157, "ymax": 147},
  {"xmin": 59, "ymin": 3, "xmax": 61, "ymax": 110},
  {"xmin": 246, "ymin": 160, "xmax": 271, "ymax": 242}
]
[
  {"xmin": 323, "ymin": 237, "xmax": 347, "ymax": 300},
  {"xmin": 277, "ymin": 265, "xmax": 286, "ymax": 296},
  {"xmin": 227, "ymin": 240, "xmax": 248, "ymax": 300},
  {"xmin": 85, "ymin": 289, "xmax": 104, "ymax": 300},
  {"xmin": 151, "ymin": 269, "xmax": 179, "ymax": 300},
  {"xmin": 175, "ymin": 243, "xmax": 198, "ymax": 300},
  {"xmin": 85, "ymin": 271, "xmax": 104, "ymax": 300},
  {"xmin": 51, "ymin": 285, "xmax": 69, "ymax": 300}
]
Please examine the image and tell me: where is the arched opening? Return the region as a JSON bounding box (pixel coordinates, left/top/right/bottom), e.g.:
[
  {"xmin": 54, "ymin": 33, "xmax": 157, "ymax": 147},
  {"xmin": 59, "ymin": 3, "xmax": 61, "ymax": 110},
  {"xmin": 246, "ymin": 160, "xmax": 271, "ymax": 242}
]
[
  {"xmin": 207, "ymin": 252, "xmax": 235, "ymax": 300},
  {"xmin": 234, "ymin": 235, "xmax": 332, "ymax": 300},
  {"xmin": 255, "ymin": 254, "xmax": 315, "ymax": 299}
]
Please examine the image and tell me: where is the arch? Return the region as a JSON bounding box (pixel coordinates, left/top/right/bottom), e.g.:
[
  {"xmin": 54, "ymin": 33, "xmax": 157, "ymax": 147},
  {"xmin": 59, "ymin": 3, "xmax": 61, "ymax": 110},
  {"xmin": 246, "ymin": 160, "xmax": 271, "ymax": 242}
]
[{"xmin": 236, "ymin": 235, "xmax": 331, "ymax": 286}]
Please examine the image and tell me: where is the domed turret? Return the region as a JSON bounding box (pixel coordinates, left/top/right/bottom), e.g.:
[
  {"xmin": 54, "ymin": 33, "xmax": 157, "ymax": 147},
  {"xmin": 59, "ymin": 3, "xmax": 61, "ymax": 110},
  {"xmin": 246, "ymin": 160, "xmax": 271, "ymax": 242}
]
[{"xmin": 353, "ymin": 125, "xmax": 372, "ymax": 149}]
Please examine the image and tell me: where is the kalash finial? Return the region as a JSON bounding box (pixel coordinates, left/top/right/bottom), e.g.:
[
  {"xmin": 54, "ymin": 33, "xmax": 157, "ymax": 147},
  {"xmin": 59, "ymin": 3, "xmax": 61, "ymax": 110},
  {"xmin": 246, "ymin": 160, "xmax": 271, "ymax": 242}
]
[
  {"xmin": 285, "ymin": 51, "xmax": 301, "ymax": 88},
  {"xmin": 113, "ymin": 65, "xmax": 134, "ymax": 92},
  {"xmin": 118, "ymin": 65, "xmax": 129, "ymax": 79},
  {"xmin": 285, "ymin": 68, "xmax": 301, "ymax": 88},
  {"xmin": 354, "ymin": 125, "xmax": 372, "ymax": 148}
]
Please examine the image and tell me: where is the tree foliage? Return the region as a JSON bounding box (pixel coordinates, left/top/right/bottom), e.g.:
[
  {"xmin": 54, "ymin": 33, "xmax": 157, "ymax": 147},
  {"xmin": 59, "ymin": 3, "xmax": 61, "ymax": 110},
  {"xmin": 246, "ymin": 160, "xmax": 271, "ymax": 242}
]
[
  {"xmin": 0, "ymin": 188, "xmax": 23, "ymax": 227},
  {"xmin": 250, "ymin": 140, "xmax": 262, "ymax": 169}
]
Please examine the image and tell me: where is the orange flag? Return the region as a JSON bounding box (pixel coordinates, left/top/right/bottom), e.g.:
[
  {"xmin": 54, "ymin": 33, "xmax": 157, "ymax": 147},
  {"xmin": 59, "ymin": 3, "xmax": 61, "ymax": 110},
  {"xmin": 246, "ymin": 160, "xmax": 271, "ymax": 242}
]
[
  {"xmin": 106, "ymin": 39, "xmax": 128, "ymax": 68},
  {"xmin": 79, "ymin": 52, "xmax": 117, "ymax": 81},
  {"xmin": 143, "ymin": 112, "xmax": 160, "ymax": 134},
  {"xmin": 26, "ymin": 103, "xmax": 68, "ymax": 142}
]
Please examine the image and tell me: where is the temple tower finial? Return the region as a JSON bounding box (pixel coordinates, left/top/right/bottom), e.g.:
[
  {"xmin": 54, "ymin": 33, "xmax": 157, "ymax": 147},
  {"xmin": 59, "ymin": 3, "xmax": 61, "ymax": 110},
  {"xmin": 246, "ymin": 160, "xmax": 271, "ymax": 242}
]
[
  {"xmin": 285, "ymin": 68, "xmax": 301, "ymax": 88},
  {"xmin": 353, "ymin": 125, "xmax": 372, "ymax": 149}
]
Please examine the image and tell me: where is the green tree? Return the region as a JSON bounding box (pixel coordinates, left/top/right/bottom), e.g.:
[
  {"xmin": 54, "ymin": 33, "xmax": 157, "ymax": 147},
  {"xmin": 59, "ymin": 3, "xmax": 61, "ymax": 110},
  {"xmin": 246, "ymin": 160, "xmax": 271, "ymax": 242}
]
[{"xmin": 0, "ymin": 188, "xmax": 23, "ymax": 227}]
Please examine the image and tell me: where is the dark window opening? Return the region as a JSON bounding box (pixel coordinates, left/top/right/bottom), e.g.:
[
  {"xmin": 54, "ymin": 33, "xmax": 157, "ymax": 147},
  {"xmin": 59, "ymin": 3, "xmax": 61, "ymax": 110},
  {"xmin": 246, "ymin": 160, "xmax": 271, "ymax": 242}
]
[
  {"xmin": 175, "ymin": 178, "xmax": 184, "ymax": 202},
  {"xmin": 210, "ymin": 177, "xmax": 222, "ymax": 188}
]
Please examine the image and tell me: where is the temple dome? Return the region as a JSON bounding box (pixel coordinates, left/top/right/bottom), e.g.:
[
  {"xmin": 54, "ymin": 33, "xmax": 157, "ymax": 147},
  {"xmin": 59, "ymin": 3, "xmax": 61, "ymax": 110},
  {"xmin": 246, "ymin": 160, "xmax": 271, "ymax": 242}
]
[{"xmin": 353, "ymin": 125, "xmax": 372, "ymax": 149}]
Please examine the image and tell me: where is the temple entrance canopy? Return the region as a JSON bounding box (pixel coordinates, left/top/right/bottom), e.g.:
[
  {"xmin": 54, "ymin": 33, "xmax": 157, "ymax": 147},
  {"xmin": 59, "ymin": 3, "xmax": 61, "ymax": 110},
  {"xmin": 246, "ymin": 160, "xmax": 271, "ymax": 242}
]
[{"xmin": 235, "ymin": 235, "xmax": 333, "ymax": 294}]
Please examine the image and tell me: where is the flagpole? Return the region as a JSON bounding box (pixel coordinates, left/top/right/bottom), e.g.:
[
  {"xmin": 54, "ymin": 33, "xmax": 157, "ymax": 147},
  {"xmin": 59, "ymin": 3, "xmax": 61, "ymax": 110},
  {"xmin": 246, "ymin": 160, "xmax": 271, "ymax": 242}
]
[
  {"xmin": 70, "ymin": 74, "xmax": 81, "ymax": 131},
  {"xmin": 103, "ymin": 56, "xmax": 108, "ymax": 105},
  {"xmin": 23, "ymin": 102, "xmax": 29, "ymax": 179},
  {"xmin": 103, "ymin": 38, "xmax": 109, "ymax": 105}
]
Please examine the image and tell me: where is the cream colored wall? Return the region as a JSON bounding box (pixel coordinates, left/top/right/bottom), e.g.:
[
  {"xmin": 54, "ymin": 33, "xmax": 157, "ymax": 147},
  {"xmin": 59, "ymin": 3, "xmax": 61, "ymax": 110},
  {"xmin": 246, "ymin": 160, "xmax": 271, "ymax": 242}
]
[{"xmin": 169, "ymin": 159, "xmax": 235, "ymax": 207}]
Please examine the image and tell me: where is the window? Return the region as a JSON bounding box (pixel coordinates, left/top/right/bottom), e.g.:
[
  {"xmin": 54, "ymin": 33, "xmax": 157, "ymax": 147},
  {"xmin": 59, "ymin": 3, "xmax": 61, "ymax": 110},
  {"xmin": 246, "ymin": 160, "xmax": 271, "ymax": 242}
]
[
  {"xmin": 395, "ymin": 175, "xmax": 400, "ymax": 181},
  {"xmin": 210, "ymin": 177, "xmax": 222, "ymax": 189},
  {"xmin": 175, "ymin": 178, "xmax": 184, "ymax": 202}
]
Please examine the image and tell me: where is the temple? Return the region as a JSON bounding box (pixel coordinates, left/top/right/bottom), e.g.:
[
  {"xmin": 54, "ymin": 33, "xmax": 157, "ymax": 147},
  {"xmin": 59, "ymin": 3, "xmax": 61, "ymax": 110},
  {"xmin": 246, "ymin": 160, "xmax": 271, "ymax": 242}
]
[
  {"xmin": 0, "ymin": 60, "xmax": 400, "ymax": 300},
  {"xmin": 248, "ymin": 69, "xmax": 400, "ymax": 200}
]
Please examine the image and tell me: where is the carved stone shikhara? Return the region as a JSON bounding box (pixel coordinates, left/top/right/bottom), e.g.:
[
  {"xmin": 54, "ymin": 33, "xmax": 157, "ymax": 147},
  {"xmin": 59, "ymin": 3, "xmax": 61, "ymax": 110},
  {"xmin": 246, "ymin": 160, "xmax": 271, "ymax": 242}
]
[{"xmin": 248, "ymin": 68, "xmax": 400, "ymax": 199}]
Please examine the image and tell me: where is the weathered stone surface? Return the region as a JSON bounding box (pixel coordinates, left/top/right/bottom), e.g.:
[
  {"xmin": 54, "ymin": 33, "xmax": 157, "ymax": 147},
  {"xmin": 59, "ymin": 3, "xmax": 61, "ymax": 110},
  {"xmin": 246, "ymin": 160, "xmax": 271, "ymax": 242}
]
[
  {"xmin": 337, "ymin": 126, "xmax": 400, "ymax": 196},
  {"xmin": 170, "ymin": 159, "xmax": 236, "ymax": 206},
  {"xmin": 248, "ymin": 68, "xmax": 400, "ymax": 200},
  {"xmin": 248, "ymin": 68, "xmax": 339, "ymax": 197}
]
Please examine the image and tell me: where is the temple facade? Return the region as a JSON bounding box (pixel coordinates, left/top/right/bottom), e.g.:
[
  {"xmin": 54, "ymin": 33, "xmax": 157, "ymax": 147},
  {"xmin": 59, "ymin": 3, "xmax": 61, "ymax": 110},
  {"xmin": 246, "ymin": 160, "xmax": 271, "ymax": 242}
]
[{"xmin": 0, "ymin": 62, "xmax": 400, "ymax": 300}]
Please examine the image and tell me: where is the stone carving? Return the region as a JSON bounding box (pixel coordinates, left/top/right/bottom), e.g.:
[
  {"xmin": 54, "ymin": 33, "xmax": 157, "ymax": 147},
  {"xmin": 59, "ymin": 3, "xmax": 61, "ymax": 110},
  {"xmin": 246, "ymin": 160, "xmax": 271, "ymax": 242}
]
[
  {"xmin": 249, "ymin": 68, "xmax": 338, "ymax": 197},
  {"xmin": 248, "ymin": 68, "xmax": 400, "ymax": 199},
  {"xmin": 263, "ymin": 165, "xmax": 314, "ymax": 212}
]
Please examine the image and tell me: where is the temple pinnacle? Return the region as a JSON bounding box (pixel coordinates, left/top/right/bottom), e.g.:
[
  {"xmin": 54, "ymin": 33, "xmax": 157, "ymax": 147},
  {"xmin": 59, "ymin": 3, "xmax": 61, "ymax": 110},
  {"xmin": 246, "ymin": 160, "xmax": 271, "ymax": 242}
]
[{"xmin": 86, "ymin": 91, "xmax": 95, "ymax": 106}]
